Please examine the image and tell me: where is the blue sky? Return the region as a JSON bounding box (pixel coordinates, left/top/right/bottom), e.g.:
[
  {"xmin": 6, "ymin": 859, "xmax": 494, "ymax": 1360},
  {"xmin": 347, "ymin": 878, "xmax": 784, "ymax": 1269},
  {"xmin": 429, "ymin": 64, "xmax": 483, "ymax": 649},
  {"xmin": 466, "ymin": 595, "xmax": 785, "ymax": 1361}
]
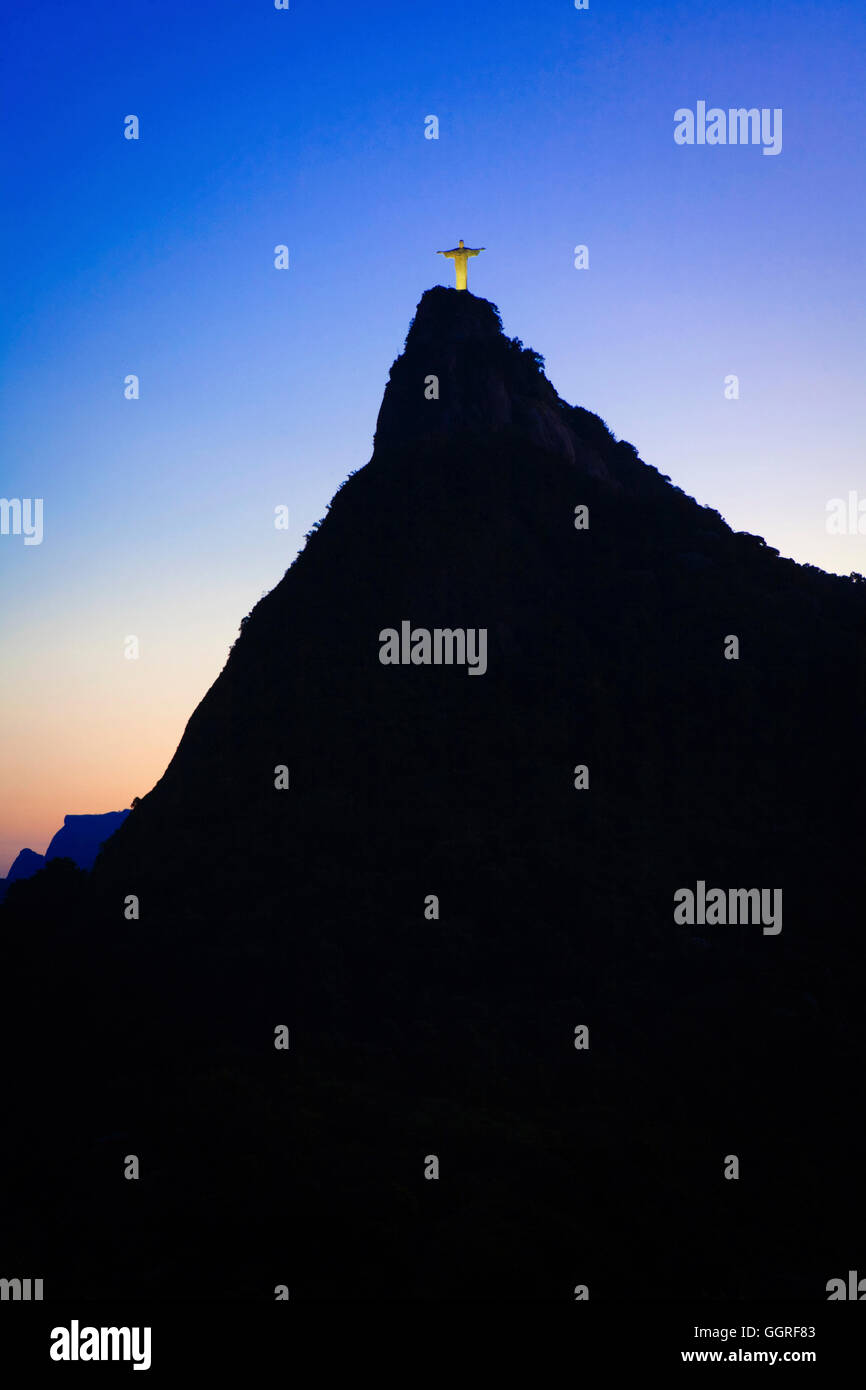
[{"xmin": 1, "ymin": 0, "xmax": 864, "ymax": 869}]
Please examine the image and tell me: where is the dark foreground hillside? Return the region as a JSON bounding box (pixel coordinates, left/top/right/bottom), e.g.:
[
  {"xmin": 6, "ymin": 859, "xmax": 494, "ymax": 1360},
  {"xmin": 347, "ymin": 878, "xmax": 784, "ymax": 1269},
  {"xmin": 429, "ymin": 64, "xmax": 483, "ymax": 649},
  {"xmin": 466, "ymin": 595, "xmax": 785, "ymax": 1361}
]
[{"xmin": 2, "ymin": 288, "xmax": 864, "ymax": 1300}]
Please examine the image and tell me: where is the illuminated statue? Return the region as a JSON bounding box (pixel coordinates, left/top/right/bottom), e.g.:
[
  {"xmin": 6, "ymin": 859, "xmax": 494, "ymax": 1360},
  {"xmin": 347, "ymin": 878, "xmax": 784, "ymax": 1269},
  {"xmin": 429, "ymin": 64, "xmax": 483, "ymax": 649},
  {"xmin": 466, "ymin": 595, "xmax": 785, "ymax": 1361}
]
[{"xmin": 437, "ymin": 238, "xmax": 484, "ymax": 291}]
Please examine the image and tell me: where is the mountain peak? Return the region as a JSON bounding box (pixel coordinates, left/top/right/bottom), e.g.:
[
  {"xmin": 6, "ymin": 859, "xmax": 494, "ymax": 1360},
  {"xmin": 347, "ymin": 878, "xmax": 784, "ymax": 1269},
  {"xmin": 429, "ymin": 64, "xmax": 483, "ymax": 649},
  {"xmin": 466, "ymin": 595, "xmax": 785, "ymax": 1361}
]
[
  {"xmin": 373, "ymin": 287, "xmax": 610, "ymax": 476},
  {"xmin": 401, "ymin": 286, "xmax": 505, "ymax": 347},
  {"xmin": 6, "ymin": 847, "xmax": 45, "ymax": 882}
]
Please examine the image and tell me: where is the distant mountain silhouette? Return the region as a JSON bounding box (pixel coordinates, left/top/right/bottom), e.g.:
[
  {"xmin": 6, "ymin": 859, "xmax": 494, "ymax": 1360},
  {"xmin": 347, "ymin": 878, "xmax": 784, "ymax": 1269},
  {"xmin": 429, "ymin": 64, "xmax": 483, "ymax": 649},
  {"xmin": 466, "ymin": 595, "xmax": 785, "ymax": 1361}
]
[
  {"xmin": 2, "ymin": 288, "xmax": 864, "ymax": 1301},
  {"xmin": 45, "ymin": 811, "xmax": 130, "ymax": 870},
  {"xmin": 6, "ymin": 846, "xmax": 45, "ymax": 881},
  {"xmin": 0, "ymin": 846, "xmax": 46, "ymax": 902},
  {"xmin": 0, "ymin": 810, "xmax": 129, "ymax": 902}
]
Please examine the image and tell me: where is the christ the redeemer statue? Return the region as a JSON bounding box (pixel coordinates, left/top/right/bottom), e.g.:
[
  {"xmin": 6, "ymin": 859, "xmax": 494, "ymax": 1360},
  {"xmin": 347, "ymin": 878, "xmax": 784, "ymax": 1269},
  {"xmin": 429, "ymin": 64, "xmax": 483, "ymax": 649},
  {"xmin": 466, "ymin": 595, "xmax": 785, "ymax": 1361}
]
[{"xmin": 437, "ymin": 238, "xmax": 484, "ymax": 291}]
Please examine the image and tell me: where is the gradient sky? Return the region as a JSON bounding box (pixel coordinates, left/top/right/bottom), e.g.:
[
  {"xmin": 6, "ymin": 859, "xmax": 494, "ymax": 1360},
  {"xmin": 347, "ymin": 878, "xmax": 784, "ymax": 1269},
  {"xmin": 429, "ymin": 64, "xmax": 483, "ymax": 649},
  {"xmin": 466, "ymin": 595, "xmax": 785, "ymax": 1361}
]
[{"xmin": 1, "ymin": 0, "xmax": 865, "ymax": 873}]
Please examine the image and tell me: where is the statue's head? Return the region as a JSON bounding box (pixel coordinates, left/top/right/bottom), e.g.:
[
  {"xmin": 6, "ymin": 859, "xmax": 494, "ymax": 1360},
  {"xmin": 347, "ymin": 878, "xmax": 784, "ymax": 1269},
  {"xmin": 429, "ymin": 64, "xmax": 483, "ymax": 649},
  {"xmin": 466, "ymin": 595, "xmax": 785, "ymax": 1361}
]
[{"xmin": 458, "ymin": 239, "xmax": 465, "ymax": 247}]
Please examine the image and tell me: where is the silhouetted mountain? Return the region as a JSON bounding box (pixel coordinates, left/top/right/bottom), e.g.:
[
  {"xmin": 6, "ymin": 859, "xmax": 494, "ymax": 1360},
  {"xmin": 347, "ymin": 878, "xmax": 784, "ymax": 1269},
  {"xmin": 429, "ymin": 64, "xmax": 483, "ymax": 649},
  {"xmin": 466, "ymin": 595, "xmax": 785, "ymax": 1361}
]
[
  {"xmin": 7, "ymin": 846, "xmax": 45, "ymax": 881},
  {"xmin": 0, "ymin": 848, "xmax": 44, "ymax": 905},
  {"xmin": 0, "ymin": 813, "xmax": 129, "ymax": 902},
  {"xmin": 2, "ymin": 289, "xmax": 864, "ymax": 1301},
  {"xmin": 45, "ymin": 810, "xmax": 130, "ymax": 870}
]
